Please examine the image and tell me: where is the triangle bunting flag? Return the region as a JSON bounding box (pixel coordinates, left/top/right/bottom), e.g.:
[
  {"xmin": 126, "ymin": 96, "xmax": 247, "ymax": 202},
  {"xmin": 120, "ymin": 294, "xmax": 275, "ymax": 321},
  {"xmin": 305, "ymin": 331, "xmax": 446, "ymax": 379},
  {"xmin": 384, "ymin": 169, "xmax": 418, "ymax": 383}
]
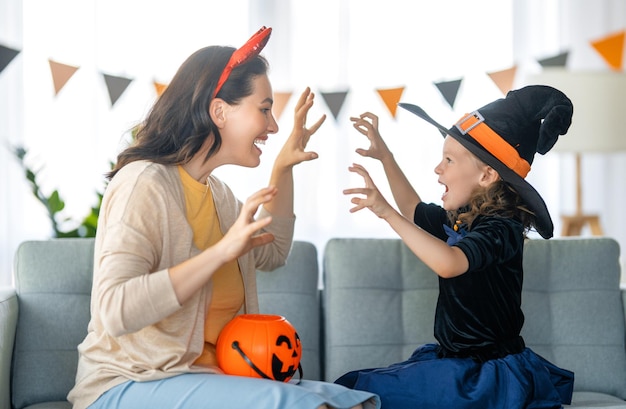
[
  {"xmin": 0, "ymin": 44, "xmax": 20, "ymax": 74},
  {"xmin": 590, "ymin": 30, "xmax": 625, "ymax": 71},
  {"xmin": 487, "ymin": 66, "xmax": 517, "ymax": 95},
  {"xmin": 272, "ymin": 91, "xmax": 292, "ymax": 121},
  {"xmin": 320, "ymin": 90, "xmax": 349, "ymax": 121},
  {"xmin": 433, "ymin": 79, "xmax": 462, "ymax": 109},
  {"xmin": 376, "ymin": 87, "xmax": 405, "ymax": 118},
  {"xmin": 537, "ymin": 51, "xmax": 569, "ymax": 68},
  {"xmin": 48, "ymin": 59, "xmax": 79, "ymax": 95},
  {"xmin": 103, "ymin": 73, "xmax": 133, "ymax": 106},
  {"xmin": 153, "ymin": 81, "xmax": 168, "ymax": 97}
]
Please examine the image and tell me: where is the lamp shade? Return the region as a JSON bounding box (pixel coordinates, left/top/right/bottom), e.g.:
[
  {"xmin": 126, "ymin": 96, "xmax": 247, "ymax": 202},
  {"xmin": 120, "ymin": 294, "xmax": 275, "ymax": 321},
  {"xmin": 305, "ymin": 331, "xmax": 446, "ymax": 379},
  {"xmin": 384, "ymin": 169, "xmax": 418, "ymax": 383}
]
[{"xmin": 524, "ymin": 70, "xmax": 626, "ymax": 152}]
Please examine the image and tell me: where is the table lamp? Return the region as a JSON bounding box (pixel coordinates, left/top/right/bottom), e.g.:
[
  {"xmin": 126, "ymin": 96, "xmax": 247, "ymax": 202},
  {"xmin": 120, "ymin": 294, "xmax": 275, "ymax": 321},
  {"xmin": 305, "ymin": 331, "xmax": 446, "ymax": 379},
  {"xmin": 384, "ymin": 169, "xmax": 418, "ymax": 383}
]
[{"xmin": 524, "ymin": 70, "xmax": 626, "ymax": 236}]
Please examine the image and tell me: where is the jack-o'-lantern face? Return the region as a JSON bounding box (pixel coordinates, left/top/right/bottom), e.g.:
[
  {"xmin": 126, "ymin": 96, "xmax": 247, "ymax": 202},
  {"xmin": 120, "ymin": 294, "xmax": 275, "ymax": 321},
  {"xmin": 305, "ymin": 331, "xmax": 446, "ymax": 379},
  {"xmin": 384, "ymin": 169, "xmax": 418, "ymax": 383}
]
[
  {"xmin": 271, "ymin": 332, "xmax": 301, "ymax": 381},
  {"xmin": 216, "ymin": 314, "xmax": 303, "ymax": 382}
]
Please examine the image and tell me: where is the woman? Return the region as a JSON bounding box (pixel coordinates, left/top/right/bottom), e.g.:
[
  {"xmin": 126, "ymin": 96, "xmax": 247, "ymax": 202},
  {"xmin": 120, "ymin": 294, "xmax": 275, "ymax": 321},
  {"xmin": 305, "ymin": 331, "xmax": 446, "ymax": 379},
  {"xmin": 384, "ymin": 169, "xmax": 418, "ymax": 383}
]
[{"xmin": 68, "ymin": 27, "xmax": 379, "ymax": 409}]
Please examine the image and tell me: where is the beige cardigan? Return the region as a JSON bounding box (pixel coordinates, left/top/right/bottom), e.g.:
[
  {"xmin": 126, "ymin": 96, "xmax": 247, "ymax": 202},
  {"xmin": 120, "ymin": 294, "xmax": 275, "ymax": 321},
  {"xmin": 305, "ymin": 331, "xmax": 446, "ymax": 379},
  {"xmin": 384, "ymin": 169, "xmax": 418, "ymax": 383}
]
[{"xmin": 68, "ymin": 161, "xmax": 295, "ymax": 409}]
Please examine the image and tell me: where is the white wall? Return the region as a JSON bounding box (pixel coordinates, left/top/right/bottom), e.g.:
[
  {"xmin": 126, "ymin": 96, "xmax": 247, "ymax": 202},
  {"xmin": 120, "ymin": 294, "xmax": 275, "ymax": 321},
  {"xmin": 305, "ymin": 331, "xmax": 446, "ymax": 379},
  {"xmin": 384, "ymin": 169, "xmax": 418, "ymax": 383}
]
[{"xmin": 1, "ymin": 0, "xmax": 624, "ymax": 286}]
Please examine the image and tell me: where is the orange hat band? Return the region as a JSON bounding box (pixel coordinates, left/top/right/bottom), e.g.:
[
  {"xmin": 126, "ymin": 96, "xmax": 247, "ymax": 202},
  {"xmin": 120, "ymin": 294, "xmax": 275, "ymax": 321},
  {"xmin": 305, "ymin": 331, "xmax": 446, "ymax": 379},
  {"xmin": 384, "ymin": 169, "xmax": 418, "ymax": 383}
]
[{"xmin": 455, "ymin": 111, "xmax": 531, "ymax": 178}]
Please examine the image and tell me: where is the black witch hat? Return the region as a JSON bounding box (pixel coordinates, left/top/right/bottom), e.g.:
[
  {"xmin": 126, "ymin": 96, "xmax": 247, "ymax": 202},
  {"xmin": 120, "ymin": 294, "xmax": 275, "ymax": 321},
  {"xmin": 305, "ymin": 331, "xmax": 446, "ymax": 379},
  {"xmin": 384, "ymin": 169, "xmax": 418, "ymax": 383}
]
[{"xmin": 399, "ymin": 85, "xmax": 573, "ymax": 239}]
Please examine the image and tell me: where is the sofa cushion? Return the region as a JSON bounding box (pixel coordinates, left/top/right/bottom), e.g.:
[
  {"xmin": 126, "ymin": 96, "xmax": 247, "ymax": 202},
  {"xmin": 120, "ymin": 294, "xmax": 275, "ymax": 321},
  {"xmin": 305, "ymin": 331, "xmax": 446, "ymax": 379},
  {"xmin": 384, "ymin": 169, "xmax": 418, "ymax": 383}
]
[
  {"xmin": 257, "ymin": 241, "xmax": 321, "ymax": 381},
  {"xmin": 568, "ymin": 391, "xmax": 626, "ymax": 408},
  {"xmin": 322, "ymin": 238, "xmax": 438, "ymax": 382},
  {"xmin": 9, "ymin": 239, "xmax": 320, "ymax": 409},
  {"xmin": 12, "ymin": 238, "xmax": 94, "ymax": 409},
  {"xmin": 323, "ymin": 236, "xmax": 626, "ymax": 404},
  {"xmin": 522, "ymin": 237, "xmax": 626, "ymax": 399}
]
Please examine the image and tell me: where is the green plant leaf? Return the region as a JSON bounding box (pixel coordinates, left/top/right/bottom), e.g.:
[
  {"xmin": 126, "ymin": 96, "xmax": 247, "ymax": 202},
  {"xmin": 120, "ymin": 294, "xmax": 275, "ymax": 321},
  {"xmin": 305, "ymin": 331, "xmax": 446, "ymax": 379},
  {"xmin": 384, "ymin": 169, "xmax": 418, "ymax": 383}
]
[
  {"xmin": 9, "ymin": 141, "xmax": 115, "ymax": 239},
  {"xmin": 47, "ymin": 190, "xmax": 66, "ymax": 213}
]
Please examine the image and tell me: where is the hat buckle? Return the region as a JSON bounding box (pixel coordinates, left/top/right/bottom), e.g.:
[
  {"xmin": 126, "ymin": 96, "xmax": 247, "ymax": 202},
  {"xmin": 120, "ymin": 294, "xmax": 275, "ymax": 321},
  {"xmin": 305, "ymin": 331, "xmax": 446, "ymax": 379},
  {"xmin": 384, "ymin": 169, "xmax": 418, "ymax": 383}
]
[{"xmin": 455, "ymin": 111, "xmax": 485, "ymax": 135}]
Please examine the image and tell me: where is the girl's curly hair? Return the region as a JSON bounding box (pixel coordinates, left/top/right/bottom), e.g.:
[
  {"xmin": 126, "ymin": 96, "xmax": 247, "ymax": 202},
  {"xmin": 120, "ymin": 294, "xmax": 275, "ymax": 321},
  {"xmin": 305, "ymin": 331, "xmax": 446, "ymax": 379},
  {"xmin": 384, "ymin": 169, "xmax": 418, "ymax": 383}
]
[{"xmin": 448, "ymin": 180, "xmax": 537, "ymax": 237}]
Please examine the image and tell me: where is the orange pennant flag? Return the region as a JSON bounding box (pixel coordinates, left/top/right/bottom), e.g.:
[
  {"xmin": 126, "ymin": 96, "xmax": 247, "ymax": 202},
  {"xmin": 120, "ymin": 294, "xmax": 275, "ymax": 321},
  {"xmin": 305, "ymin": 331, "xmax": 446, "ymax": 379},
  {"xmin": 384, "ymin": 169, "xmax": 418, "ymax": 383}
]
[
  {"xmin": 48, "ymin": 59, "xmax": 79, "ymax": 95},
  {"xmin": 273, "ymin": 91, "xmax": 292, "ymax": 120},
  {"xmin": 376, "ymin": 87, "xmax": 405, "ymax": 118},
  {"xmin": 590, "ymin": 30, "xmax": 625, "ymax": 71},
  {"xmin": 487, "ymin": 66, "xmax": 517, "ymax": 95},
  {"xmin": 153, "ymin": 81, "xmax": 168, "ymax": 97}
]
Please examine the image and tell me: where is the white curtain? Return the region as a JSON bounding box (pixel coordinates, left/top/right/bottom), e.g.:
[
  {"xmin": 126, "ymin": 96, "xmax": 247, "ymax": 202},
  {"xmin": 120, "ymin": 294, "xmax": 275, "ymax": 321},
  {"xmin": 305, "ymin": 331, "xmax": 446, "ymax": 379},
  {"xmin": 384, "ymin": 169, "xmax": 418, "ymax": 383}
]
[
  {"xmin": 1, "ymin": 0, "xmax": 24, "ymax": 288},
  {"xmin": 1, "ymin": 0, "xmax": 624, "ymax": 286},
  {"xmin": 513, "ymin": 0, "xmax": 626, "ymax": 280}
]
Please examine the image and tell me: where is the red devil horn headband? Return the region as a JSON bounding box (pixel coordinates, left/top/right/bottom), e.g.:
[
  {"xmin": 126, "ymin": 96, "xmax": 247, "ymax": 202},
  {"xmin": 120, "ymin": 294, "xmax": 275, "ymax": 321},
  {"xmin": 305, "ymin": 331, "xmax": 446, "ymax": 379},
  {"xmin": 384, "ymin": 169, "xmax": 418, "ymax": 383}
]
[{"xmin": 213, "ymin": 26, "xmax": 272, "ymax": 98}]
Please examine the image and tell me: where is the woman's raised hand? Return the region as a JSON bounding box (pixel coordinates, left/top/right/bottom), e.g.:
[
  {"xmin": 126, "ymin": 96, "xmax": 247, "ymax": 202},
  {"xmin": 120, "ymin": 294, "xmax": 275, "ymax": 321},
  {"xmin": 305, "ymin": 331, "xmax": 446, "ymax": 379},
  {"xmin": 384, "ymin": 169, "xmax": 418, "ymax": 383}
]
[
  {"xmin": 218, "ymin": 186, "xmax": 277, "ymax": 262},
  {"xmin": 274, "ymin": 87, "xmax": 326, "ymax": 169}
]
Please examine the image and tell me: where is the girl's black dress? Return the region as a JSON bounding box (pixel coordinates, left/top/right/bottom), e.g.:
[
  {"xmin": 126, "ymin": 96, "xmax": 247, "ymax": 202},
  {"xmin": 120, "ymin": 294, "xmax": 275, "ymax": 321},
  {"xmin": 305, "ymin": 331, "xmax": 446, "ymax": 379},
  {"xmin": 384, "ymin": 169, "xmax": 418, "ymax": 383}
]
[{"xmin": 335, "ymin": 202, "xmax": 574, "ymax": 409}]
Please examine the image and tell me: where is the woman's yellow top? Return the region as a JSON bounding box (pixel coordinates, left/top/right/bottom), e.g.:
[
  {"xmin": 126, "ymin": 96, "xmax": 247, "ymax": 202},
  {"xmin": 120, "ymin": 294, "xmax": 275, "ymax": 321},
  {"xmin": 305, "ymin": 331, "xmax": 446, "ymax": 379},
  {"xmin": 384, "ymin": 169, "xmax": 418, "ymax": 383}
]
[{"xmin": 178, "ymin": 165, "xmax": 244, "ymax": 368}]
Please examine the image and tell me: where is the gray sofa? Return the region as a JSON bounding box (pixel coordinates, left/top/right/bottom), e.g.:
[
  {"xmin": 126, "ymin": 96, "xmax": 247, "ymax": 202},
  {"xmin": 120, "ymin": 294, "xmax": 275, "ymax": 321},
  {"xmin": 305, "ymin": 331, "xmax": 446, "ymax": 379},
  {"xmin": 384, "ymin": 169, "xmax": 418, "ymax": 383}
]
[{"xmin": 1, "ymin": 237, "xmax": 624, "ymax": 408}]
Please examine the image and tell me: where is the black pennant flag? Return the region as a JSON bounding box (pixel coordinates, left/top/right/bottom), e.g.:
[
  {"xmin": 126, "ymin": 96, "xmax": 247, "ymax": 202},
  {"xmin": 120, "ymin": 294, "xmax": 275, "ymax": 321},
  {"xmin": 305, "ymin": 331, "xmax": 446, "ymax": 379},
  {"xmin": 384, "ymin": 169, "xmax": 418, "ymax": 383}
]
[
  {"xmin": 103, "ymin": 73, "xmax": 133, "ymax": 106},
  {"xmin": 434, "ymin": 78, "xmax": 463, "ymax": 109},
  {"xmin": 538, "ymin": 51, "xmax": 569, "ymax": 68},
  {"xmin": 320, "ymin": 90, "xmax": 349, "ymax": 121},
  {"xmin": 0, "ymin": 44, "xmax": 20, "ymax": 74}
]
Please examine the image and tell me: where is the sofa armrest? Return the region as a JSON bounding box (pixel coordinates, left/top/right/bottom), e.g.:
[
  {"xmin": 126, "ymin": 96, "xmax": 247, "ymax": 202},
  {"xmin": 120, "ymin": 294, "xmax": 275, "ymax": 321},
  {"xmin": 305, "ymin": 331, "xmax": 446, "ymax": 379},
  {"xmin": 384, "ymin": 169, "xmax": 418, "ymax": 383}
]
[
  {"xmin": 0, "ymin": 287, "xmax": 18, "ymax": 409},
  {"xmin": 622, "ymin": 289, "xmax": 626, "ymax": 328}
]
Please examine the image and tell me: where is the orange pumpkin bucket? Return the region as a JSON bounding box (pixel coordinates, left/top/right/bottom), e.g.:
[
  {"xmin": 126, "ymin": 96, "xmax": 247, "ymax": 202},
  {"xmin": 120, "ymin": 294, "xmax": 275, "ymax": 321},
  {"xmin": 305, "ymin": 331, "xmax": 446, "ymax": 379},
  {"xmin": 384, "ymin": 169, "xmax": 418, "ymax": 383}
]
[{"xmin": 216, "ymin": 314, "xmax": 302, "ymax": 382}]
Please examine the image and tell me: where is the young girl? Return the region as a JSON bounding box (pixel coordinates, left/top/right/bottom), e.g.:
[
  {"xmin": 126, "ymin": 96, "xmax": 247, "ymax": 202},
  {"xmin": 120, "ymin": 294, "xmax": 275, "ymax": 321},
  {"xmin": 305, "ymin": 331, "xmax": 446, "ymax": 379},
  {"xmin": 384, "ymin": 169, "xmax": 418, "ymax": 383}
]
[
  {"xmin": 67, "ymin": 27, "xmax": 379, "ymax": 409},
  {"xmin": 338, "ymin": 85, "xmax": 575, "ymax": 408}
]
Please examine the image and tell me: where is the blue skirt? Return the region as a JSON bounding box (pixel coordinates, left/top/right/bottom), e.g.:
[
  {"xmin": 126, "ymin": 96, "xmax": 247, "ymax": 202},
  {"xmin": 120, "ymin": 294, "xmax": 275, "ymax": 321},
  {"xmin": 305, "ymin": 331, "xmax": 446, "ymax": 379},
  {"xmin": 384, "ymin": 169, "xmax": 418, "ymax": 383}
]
[{"xmin": 335, "ymin": 344, "xmax": 573, "ymax": 409}]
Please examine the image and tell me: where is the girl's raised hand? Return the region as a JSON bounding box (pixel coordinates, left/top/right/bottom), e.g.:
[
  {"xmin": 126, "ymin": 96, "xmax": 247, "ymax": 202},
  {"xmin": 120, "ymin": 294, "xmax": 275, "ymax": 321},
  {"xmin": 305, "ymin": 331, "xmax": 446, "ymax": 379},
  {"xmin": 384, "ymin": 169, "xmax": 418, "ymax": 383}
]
[
  {"xmin": 275, "ymin": 87, "xmax": 326, "ymax": 169},
  {"xmin": 343, "ymin": 163, "xmax": 395, "ymax": 220},
  {"xmin": 350, "ymin": 112, "xmax": 392, "ymax": 162}
]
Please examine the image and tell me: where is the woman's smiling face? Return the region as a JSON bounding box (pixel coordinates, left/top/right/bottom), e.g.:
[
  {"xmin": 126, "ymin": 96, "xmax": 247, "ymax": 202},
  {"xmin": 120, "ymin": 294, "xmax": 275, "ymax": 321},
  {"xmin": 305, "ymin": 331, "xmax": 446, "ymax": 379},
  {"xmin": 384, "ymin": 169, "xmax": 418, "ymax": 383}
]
[
  {"xmin": 434, "ymin": 136, "xmax": 494, "ymax": 211},
  {"xmin": 218, "ymin": 74, "xmax": 279, "ymax": 168}
]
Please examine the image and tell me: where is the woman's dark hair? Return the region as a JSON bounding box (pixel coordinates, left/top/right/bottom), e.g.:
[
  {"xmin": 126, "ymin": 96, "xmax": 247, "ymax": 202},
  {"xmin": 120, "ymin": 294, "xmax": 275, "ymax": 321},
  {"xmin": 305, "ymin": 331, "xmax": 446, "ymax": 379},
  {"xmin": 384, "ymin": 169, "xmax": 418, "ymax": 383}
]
[
  {"xmin": 107, "ymin": 45, "xmax": 269, "ymax": 180},
  {"xmin": 449, "ymin": 180, "xmax": 537, "ymax": 237}
]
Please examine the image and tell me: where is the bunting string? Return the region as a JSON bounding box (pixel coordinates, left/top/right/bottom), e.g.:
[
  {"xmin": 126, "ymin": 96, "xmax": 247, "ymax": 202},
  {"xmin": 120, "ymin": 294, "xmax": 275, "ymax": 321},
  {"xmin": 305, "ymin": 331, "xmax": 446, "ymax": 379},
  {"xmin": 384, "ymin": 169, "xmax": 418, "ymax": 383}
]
[{"xmin": 1, "ymin": 28, "xmax": 624, "ymax": 116}]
